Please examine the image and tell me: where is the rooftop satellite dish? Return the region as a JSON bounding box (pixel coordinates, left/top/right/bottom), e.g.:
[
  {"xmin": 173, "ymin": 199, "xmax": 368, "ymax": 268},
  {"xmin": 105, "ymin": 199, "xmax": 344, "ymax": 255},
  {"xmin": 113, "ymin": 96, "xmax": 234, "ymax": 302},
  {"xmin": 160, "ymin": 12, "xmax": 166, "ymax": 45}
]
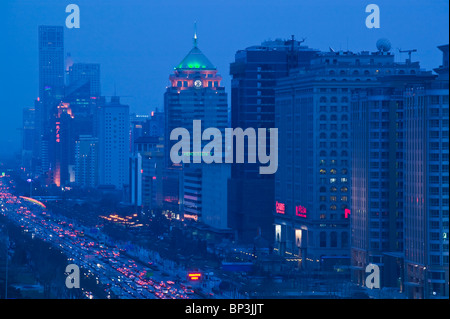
[{"xmin": 376, "ymin": 38, "xmax": 391, "ymax": 52}]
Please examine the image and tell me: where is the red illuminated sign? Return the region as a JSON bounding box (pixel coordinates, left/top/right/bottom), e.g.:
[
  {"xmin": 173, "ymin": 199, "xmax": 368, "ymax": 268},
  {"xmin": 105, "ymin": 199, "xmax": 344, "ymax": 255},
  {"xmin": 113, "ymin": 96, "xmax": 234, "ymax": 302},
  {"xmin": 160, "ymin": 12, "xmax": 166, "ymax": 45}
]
[
  {"xmin": 296, "ymin": 205, "xmax": 307, "ymax": 218},
  {"xmin": 56, "ymin": 122, "xmax": 60, "ymax": 143},
  {"xmin": 276, "ymin": 201, "xmax": 285, "ymax": 214},
  {"xmin": 345, "ymin": 208, "xmax": 351, "ymax": 218},
  {"xmin": 188, "ymin": 273, "xmax": 202, "ymax": 281}
]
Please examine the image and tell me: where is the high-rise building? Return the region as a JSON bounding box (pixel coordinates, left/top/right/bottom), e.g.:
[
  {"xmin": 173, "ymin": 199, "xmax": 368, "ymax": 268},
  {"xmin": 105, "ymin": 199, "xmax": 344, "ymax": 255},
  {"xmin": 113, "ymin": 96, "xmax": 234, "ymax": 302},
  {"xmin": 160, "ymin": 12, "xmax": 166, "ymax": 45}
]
[
  {"xmin": 130, "ymin": 136, "xmax": 165, "ymax": 210},
  {"xmin": 68, "ymin": 63, "xmax": 101, "ymax": 97},
  {"xmin": 274, "ymin": 45, "xmax": 423, "ymax": 270},
  {"xmin": 21, "ymin": 107, "xmax": 35, "ymax": 173},
  {"xmin": 403, "ymin": 44, "xmax": 449, "ymax": 299},
  {"xmin": 35, "ymin": 26, "xmax": 65, "ymax": 178},
  {"xmin": 98, "ymin": 96, "xmax": 130, "ymax": 190},
  {"xmin": 74, "ymin": 135, "xmax": 99, "ymax": 188},
  {"xmin": 129, "ymin": 152, "xmax": 143, "ymax": 206},
  {"xmin": 164, "ymin": 31, "xmax": 229, "ymax": 225},
  {"xmin": 38, "ymin": 26, "xmax": 65, "ymax": 99},
  {"xmin": 350, "ymin": 68, "xmax": 435, "ymax": 288},
  {"xmin": 53, "ymin": 102, "xmax": 74, "ymax": 187},
  {"xmin": 228, "ymin": 37, "xmax": 318, "ymax": 243}
]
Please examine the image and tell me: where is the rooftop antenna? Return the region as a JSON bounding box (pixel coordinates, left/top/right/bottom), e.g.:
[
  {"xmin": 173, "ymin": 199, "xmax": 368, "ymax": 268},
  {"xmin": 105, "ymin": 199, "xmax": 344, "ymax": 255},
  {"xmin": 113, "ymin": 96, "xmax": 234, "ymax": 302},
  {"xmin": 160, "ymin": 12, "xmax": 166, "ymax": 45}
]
[
  {"xmin": 398, "ymin": 48, "xmax": 417, "ymax": 64},
  {"xmin": 193, "ymin": 21, "xmax": 198, "ymax": 47}
]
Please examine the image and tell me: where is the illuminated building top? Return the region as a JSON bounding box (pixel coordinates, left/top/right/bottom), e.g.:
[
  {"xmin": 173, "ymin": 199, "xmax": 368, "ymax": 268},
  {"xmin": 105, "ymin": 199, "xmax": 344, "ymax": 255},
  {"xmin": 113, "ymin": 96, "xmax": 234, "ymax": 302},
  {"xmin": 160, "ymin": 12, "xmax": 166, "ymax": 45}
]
[{"xmin": 169, "ymin": 29, "xmax": 221, "ymax": 90}]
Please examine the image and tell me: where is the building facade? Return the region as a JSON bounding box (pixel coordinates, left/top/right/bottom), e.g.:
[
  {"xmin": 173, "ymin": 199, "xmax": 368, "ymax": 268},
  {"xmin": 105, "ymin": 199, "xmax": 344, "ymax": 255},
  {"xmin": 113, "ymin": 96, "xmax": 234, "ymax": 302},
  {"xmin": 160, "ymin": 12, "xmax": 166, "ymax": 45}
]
[
  {"xmin": 164, "ymin": 33, "xmax": 228, "ymax": 225},
  {"xmin": 98, "ymin": 96, "xmax": 130, "ymax": 190},
  {"xmin": 229, "ymin": 37, "xmax": 318, "ymax": 243},
  {"xmin": 403, "ymin": 45, "xmax": 449, "ymax": 299},
  {"xmin": 274, "ymin": 47, "xmax": 423, "ymax": 270}
]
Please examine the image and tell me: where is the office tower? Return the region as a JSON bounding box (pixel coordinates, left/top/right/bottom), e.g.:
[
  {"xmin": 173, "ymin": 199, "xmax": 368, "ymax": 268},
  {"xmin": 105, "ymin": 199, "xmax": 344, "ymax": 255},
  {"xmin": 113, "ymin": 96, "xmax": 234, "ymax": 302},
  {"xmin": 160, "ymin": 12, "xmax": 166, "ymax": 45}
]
[
  {"xmin": 202, "ymin": 163, "xmax": 231, "ymax": 229},
  {"xmin": 164, "ymin": 32, "xmax": 228, "ymax": 225},
  {"xmin": 67, "ymin": 63, "xmax": 101, "ymax": 97},
  {"xmin": 130, "ymin": 136, "xmax": 165, "ymax": 210},
  {"xmin": 129, "ymin": 153, "xmax": 143, "ymax": 206},
  {"xmin": 38, "ymin": 26, "xmax": 65, "ymax": 99},
  {"xmin": 53, "ymin": 102, "xmax": 74, "ymax": 187},
  {"xmin": 74, "ymin": 135, "xmax": 99, "ymax": 188},
  {"xmin": 148, "ymin": 109, "xmax": 165, "ymax": 138},
  {"xmin": 35, "ymin": 26, "xmax": 65, "ymax": 178},
  {"xmin": 403, "ymin": 45, "xmax": 449, "ymax": 299},
  {"xmin": 274, "ymin": 44, "xmax": 423, "ymax": 270},
  {"xmin": 98, "ymin": 96, "xmax": 130, "ymax": 190},
  {"xmin": 229, "ymin": 37, "xmax": 318, "ymax": 243},
  {"xmin": 130, "ymin": 113, "xmax": 151, "ymax": 153},
  {"xmin": 21, "ymin": 107, "xmax": 35, "ymax": 173},
  {"xmin": 350, "ymin": 68, "xmax": 435, "ymax": 288}
]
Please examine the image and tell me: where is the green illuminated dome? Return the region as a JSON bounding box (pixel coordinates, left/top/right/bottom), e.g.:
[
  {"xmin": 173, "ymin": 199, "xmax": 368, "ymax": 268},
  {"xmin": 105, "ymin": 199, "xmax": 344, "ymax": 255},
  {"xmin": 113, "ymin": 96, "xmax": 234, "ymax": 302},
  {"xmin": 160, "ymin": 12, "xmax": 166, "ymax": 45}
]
[
  {"xmin": 176, "ymin": 46, "xmax": 216, "ymax": 70},
  {"xmin": 176, "ymin": 30, "xmax": 216, "ymax": 71}
]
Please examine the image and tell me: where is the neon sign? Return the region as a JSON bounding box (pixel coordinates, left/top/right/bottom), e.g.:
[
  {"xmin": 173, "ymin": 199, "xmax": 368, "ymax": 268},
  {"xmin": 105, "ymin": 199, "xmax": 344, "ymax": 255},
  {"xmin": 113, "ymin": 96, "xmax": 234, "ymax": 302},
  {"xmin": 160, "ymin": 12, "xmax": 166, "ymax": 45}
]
[
  {"xmin": 276, "ymin": 201, "xmax": 285, "ymax": 214},
  {"xmin": 345, "ymin": 208, "xmax": 351, "ymax": 218},
  {"xmin": 56, "ymin": 122, "xmax": 60, "ymax": 143},
  {"xmin": 188, "ymin": 273, "xmax": 202, "ymax": 281},
  {"xmin": 296, "ymin": 205, "xmax": 307, "ymax": 218}
]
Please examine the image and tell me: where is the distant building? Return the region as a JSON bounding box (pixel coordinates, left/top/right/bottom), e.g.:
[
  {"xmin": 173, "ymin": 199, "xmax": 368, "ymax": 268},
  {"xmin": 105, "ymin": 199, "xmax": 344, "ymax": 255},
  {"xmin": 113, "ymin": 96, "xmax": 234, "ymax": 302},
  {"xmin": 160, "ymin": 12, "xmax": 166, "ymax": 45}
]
[
  {"xmin": 35, "ymin": 26, "xmax": 65, "ymax": 179},
  {"xmin": 38, "ymin": 26, "xmax": 65, "ymax": 99},
  {"xmin": 98, "ymin": 96, "xmax": 130, "ymax": 190},
  {"xmin": 21, "ymin": 107, "xmax": 35, "ymax": 173},
  {"xmin": 229, "ymin": 37, "xmax": 318, "ymax": 243},
  {"xmin": 130, "ymin": 136, "xmax": 165, "ymax": 210},
  {"xmin": 67, "ymin": 63, "xmax": 101, "ymax": 97},
  {"xmin": 74, "ymin": 135, "xmax": 98, "ymax": 188}
]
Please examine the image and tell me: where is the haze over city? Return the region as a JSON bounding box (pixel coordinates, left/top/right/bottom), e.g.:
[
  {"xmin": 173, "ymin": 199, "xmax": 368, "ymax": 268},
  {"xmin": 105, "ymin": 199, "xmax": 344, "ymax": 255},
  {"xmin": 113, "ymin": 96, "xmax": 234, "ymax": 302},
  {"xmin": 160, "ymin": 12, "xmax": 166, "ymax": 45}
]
[
  {"xmin": 0, "ymin": 0, "xmax": 448, "ymax": 305},
  {"xmin": 0, "ymin": 0, "xmax": 448, "ymax": 156}
]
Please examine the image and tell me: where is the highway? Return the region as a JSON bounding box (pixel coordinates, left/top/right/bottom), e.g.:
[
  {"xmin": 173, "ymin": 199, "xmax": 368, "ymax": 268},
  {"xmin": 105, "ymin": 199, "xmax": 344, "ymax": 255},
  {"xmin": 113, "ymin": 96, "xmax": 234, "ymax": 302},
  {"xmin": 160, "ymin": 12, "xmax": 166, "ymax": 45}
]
[{"xmin": 0, "ymin": 176, "xmax": 204, "ymax": 299}]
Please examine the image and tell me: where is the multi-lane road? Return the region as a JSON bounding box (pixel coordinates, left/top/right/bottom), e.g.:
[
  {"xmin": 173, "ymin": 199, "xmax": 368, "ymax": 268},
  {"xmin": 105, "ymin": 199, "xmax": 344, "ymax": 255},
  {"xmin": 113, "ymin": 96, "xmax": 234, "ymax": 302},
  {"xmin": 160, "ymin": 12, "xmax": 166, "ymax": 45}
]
[{"xmin": 0, "ymin": 176, "xmax": 207, "ymax": 299}]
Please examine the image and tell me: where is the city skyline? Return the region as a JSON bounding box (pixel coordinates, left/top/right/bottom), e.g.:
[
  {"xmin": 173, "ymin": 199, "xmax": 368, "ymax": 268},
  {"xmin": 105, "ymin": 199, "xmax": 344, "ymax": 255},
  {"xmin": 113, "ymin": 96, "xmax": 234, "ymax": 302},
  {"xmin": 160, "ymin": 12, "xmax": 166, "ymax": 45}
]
[
  {"xmin": 0, "ymin": 0, "xmax": 449, "ymax": 155},
  {"xmin": 0, "ymin": 0, "xmax": 448, "ymax": 302}
]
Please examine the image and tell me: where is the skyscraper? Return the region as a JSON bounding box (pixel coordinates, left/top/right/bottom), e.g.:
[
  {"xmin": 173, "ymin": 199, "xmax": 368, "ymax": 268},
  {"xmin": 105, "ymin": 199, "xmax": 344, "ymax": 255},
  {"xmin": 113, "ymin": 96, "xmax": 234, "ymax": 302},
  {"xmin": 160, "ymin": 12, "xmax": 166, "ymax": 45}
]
[
  {"xmin": 98, "ymin": 96, "xmax": 130, "ymax": 190},
  {"xmin": 38, "ymin": 26, "xmax": 65, "ymax": 99},
  {"xmin": 350, "ymin": 68, "xmax": 435, "ymax": 288},
  {"xmin": 403, "ymin": 45, "xmax": 449, "ymax": 299},
  {"xmin": 164, "ymin": 31, "xmax": 228, "ymax": 225},
  {"xmin": 229, "ymin": 37, "xmax": 318, "ymax": 243},
  {"xmin": 21, "ymin": 107, "xmax": 35, "ymax": 173},
  {"xmin": 74, "ymin": 135, "xmax": 99, "ymax": 188},
  {"xmin": 35, "ymin": 26, "xmax": 65, "ymax": 178},
  {"xmin": 68, "ymin": 63, "xmax": 101, "ymax": 97}
]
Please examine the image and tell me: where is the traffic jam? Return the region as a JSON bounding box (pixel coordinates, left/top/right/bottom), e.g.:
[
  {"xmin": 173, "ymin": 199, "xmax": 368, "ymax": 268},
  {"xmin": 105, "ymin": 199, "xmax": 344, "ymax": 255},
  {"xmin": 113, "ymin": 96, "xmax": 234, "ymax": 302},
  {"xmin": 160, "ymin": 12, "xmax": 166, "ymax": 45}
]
[{"xmin": 0, "ymin": 176, "xmax": 202, "ymax": 299}]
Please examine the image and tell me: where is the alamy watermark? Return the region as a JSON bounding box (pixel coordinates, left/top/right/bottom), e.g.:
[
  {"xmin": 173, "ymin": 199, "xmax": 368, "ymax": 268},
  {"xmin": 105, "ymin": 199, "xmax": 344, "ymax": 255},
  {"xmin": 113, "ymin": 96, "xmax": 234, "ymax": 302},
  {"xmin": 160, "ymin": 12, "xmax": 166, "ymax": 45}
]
[
  {"xmin": 65, "ymin": 4, "xmax": 80, "ymax": 29},
  {"xmin": 365, "ymin": 263, "xmax": 380, "ymax": 289},
  {"xmin": 365, "ymin": 4, "xmax": 380, "ymax": 29},
  {"xmin": 65, "ymin": 263, "xmax": 80, "ymax": 289},
  {"xmin": 170, "ymin": 120, "xmax": 278, "ymax": 174}
]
